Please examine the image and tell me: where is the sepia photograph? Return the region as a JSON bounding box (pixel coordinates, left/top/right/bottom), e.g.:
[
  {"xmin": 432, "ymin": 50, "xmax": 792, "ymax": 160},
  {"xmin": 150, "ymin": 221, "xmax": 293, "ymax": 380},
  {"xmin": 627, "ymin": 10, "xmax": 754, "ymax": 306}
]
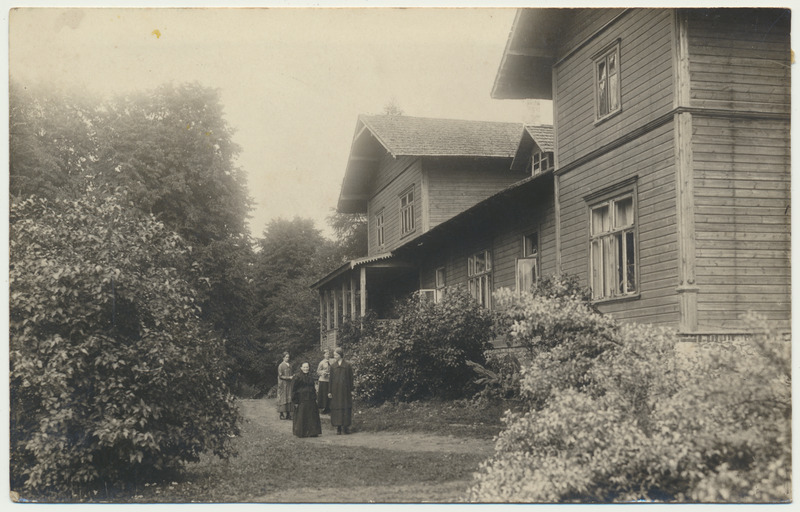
[{"xmin": 6, "ymin": 2, "xmax": 793, "ymax": 506}]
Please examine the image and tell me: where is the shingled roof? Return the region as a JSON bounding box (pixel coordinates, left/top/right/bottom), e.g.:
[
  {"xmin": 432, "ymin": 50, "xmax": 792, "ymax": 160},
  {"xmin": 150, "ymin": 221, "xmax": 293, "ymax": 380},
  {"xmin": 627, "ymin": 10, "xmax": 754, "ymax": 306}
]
[
  {"xmin": 358, "ymin": 114, "xmax": 523, "ymax": 158},
  {"xmin": 524, "ymin": 124, "xmax": 554, "ymax": 152},
  {"xmin": 510, "ymin": 124, "xmax": 554, "ymax": 171}
]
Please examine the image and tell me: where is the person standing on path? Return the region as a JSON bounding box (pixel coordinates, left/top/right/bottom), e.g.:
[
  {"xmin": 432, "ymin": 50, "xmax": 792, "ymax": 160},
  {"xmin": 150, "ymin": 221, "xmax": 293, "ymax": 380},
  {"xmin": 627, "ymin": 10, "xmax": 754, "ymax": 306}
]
[
  {"xmin": 291, "ymin": 362, "xmax": 322, "ymax": 438},
  {"xmin": 328, "ymin": 347, "xmax": 354, "ymax": 435},
  {"xmin": 316, "ymin": 349, "xmax": 332, "ymax": 414},
  {"xmin": 277, "ymin": 352, "xmax": 293, "ymax": 420}
]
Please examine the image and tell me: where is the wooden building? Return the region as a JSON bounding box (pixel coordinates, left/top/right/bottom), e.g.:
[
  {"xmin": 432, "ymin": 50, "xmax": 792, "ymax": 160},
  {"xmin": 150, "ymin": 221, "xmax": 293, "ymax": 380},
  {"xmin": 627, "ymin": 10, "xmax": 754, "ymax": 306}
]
[
  {"xmin": 311, "ymin": 115, "xmax": 537, "ymax": 348},
  {"xmin": 313, "ymin": 7, "xmax": 790, "ymax": 348},
  {"xmin": 491, "ymin": 8, "xmax": 790, "ymax": 336}
]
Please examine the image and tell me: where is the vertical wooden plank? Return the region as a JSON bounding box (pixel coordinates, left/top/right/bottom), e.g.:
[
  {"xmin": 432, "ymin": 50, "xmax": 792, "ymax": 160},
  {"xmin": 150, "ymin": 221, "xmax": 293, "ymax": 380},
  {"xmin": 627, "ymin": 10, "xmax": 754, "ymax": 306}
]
[
  {"xmin": 319, "ymin": 291, "xmax": 324, "ymax": 347},
  {"xmin": 341, "ymin": 280, "xmax": 348, "ymax": 323},
  {"xmin": 333, "ymin": 281, "xmax": 339, "ymax": 330},
  {"xmin": 360, "ymin": 267, "xmax": 367, "ymax": 319},
  {"xmin": 350, "ymin": 274, "xmax": 357, "ymax": 319},
  {"xmin": 672, "ymin": 9, "xmax": 690, "ymax": 108},
  {"xmin": 421, "ymin": 160, "xmax": 430, "ymax": 233},
  {"xmin": 674, "ymin": 111, "xmax": 699, "ymax": 332},
  {"xmin": 554, "ymin": 174, "xmax": 562, "ymax": 275}
]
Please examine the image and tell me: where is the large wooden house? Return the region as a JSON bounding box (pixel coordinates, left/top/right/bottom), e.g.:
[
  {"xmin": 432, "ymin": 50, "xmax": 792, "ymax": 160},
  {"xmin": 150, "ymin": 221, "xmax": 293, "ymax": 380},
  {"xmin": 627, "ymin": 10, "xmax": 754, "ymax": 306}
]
[
  {"xmin": 311, "ymin": 115, "xmax": 545, "ymax": 348},
  {"xmin": 314, "ymin": 7, "xmax": 791, "ymax": 348}
]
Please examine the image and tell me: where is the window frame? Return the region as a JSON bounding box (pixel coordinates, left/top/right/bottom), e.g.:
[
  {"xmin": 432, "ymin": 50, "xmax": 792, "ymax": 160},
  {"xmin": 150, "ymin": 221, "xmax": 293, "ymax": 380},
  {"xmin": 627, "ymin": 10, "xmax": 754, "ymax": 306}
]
[
  {"xmin": 585, "ymin": 179, "xmax": 639, "ymax": 303},
  {"xmin": 375, "ymin": 209, "xmax": 385, "ymax": 248},
  {"xmin": 434, "ymin": 266, "xmax": 446, "ymax": 303},
  {"xmin": 516, "ymin": 232, "xmax": 540, "ymax": 295},
  {"xmin": 468, "ymin": 249, "xmax": 493, "ymax": 309},
  {"xmin": 532, "ymin": 151, "xmax": 554, "ymax": 176},
  {"xmin": 399, "ymin": 186, "xmax": 416, "ymax": 237},
  {"xmin": 593, "ymin": 40, "xmax": 622, "ymax": 123}
]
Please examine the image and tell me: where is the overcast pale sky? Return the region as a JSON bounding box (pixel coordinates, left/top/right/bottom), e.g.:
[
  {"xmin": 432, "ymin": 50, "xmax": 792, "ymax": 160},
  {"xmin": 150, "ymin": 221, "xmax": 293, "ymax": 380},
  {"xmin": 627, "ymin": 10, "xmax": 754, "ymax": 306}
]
[{"xmin": 9, "ymin": 7, "xmax": 552, "ymax": 238}]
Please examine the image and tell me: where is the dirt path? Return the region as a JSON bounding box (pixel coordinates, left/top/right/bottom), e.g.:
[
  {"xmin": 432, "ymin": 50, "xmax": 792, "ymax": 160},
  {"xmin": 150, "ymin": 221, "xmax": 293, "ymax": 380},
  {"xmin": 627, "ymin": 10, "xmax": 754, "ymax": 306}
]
[
  {"xmin": 240, "ymin": 398, "xmax": 493, "ymax": 503},
  {"xmin": 240, "ymin": 398, "xmax": 494, "ymax": 455}
]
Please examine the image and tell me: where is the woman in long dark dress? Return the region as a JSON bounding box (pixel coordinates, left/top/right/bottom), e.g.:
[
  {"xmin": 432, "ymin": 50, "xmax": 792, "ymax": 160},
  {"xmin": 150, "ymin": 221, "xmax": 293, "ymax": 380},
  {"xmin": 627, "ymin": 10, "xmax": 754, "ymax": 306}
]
[
  {"xmin": 277, "ymin": 353, "xmax": 293, "ymax": 420},
  {"xmin": 291, "ymin": 362, "xmax": 322, "ymax": 438},
  {"xmin": 328, "ymin": 347, "xmax": 354, "ymax": 435}
]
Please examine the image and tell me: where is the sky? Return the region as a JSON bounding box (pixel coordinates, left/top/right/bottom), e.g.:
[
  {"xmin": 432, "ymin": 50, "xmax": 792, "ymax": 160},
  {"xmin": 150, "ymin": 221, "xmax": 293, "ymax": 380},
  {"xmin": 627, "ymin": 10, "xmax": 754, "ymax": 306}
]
[{"xmin": 9, "ymin": 6, "xmax": 552, "ymax": 239}]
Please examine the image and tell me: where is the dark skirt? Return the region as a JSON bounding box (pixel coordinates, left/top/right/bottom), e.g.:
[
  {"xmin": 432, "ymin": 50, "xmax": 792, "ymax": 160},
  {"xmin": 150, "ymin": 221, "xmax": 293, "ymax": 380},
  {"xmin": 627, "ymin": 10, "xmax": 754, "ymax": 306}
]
[
  {"xmin": 330, "ymin": 406, "xmax": 352, "ymax": 427},
  {"xmin": 317, "ymin": 381, "xmax": 330, "ymax": 413},
  {"xmin": 293, "ymin": 399, "xmax": 322, "ymax": 438}
]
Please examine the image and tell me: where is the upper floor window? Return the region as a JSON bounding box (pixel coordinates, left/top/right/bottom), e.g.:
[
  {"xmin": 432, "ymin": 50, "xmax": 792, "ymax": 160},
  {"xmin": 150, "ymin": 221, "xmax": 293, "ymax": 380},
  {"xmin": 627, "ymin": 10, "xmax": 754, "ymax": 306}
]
[
  {"xmin": 589, "ymin": 192, "xmax": 637, "ymax": 300},
  {"xmin": 375, "ymin": 209, "xmax": 385, "ymax": 248},
  {"xmin": 594, "ymin": 41, "xmax": 621, "ymax": 121},
  {"xmin": 532, "ymin": 151, "xmax": 554, "ymax": 176},
  {"xmin": 400, "ymin": 187, "xmax": 415, "ymax": 236},
  {"xmin": 435, "ymin": 267, "xmax": 446, "ymax": 303},
  {"xmin": 468, "ymin": 250, "xmax": 492, "ymax": 308},
  {"xmin": 516, "ymin": 232, "xmax": 539, "ymax": 295}
]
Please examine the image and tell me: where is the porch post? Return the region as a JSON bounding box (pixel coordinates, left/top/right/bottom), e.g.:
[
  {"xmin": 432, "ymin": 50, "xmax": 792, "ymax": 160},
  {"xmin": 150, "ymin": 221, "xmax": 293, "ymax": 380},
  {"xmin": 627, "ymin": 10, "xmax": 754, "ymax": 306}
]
[
  {"xmin": 333, "ymin": 282, "xmax": 339, "ymax": 330},
  {"xmin": 360, "ymin": 267, "xmax": 367, "ymax": 319},
  {"xmin": 319, "ymin": 291, "xmax": 324, "ymax": 346},
  {"xmin": 350, "ymin": 274, "xmax": 357, "ymax": 319},
  {"xmin": 341, "ymin": 280, "xmax": 348, "ymax": 322}
]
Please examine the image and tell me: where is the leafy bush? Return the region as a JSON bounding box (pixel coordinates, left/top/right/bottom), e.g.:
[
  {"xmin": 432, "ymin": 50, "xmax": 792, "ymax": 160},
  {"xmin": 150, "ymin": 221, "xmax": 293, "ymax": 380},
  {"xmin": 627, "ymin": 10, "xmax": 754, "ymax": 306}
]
[
  {"xmin": 466, "ymin": 349, "xmax": 524, "ymax": 401},
  {"xmin": 469, "ymin": 287, "xmax": 790, "ymax": 503},
  {"xmin": 10, "ymin": 193, "xmax": 240, "ymax": 496},
  {"xmin": 347, "ymin": 287, "xmax": 493, "ymax": 404}
]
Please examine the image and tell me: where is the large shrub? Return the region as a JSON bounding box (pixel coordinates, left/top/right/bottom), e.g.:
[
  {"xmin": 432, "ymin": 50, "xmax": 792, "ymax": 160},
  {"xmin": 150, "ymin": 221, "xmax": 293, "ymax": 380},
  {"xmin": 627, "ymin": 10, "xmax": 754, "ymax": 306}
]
[
  {"xmin": 469, "ymin": 287, "xmax": 790, "ymax": 503},
  {"xmin": 10, "ymin": 193, "xmax": 240, "ymax": 496},
  {"xmin": 347, "ymin": 287, "xmax": 493, "ymax": 404}
]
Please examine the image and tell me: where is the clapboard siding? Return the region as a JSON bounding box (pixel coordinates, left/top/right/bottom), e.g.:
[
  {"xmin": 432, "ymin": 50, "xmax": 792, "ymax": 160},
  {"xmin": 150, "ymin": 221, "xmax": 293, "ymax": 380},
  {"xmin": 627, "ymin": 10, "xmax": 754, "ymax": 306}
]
[
  {"xmin": 366, "ymin": 155, "xmax": 422, "ymax": 255},
  {"xmin": 692, "ymin": 115, "xmax": 790, "ymax": 330},
  {"xmin": 555, "ymin": 9, "xmax": 675, "ymax": 167},
  {"xmin": 426, "ymin": 158, "xmax": 524, "ymax": 228},
  {"xmin": 559, "ymin": 122, "xmax": 679, "ymax": 326},
  {"xmin": 688, "ymin": 9, "xmax": 790, "ymax": 113},
  {"xmin": 558, "ymin": 9, "xmax": 626, "ymax": 53}
]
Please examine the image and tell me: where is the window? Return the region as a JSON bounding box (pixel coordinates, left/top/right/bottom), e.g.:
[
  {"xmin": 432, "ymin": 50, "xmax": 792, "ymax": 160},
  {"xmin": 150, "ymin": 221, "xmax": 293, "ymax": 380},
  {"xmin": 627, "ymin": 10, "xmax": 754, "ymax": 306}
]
[
  {"xmin": 532, "ymin": 151, "xmax": 554, "ymax": 176},
  {"xmin": 375, "ymin": 210, "xmax": 385, "ymax": 248},
  {"xmin": 594, "ymin": 42, "xmax": 621, "ymax": 121},
  {"xmin": 589, "ymin": 194, "xmax": 637, "ymax": 300},
  {"xmin": 400, "ymin": 187, "xmax": 415, "ymax": 236},
  {"xmin": 468, "ymin": 250, "xmax": 492, "ymax": 308},
  {"xmin": 516, "ymin": 232, "xmax": 539, "ymax": 295},
  {"xmin": 435, "ymin": 267, "xmax": 446, "ymax": 303}
]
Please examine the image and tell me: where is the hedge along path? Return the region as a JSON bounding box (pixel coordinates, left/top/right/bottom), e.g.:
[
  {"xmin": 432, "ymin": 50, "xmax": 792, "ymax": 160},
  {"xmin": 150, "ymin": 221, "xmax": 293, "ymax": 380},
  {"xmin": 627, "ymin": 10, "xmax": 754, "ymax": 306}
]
[{"xmin": 241, "ymin": 398, "xmax": 495, "ymax": 455}]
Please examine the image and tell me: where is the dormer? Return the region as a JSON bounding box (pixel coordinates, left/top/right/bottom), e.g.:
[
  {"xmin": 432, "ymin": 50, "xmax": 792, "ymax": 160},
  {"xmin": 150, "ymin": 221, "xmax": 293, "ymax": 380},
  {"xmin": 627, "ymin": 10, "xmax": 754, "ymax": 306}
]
[{"xmin": 510, "ymin": 124, "xmax": 554, "ymax": 177}]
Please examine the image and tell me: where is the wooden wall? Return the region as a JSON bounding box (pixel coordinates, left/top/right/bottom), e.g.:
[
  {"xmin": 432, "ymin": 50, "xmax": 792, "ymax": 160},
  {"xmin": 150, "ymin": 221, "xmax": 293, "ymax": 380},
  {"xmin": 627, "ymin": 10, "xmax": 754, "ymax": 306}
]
[
  {"xmin": 417, "ymin": 182, "xmax": 556, "ymax": 308},
  {"xmin": 559, "ymin": 122, "xmax": 680, "ymax": 326},
  {"xmin": 692, "ymin": 115, "xmax": 791, "ymax": 331},
  {"xmin": 687, "ymin": 9, "xmax": 790, "ymax": 114},
  {"xmin": 426, "ymin": 158, "xmax": 525, "ymax": 228},
  {"xmin": 366, "ymin": 155, "xmax": 422, "ymax": 255},
  {"xmin": 555, "ymin": 9, "xmax": 674, "ymax": 167}
]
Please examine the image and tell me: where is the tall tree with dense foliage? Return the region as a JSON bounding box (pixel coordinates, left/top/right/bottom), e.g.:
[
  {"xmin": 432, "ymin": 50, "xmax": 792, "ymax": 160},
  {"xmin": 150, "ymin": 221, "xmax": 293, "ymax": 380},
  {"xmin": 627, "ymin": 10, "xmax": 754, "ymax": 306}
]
[
  {"xmin": 10, "ymin": 193, "xmax": 239, "ymax": 495},
  {"xmin": 253, "ymin": 217, "xmax": 338, "ymax": 367},
  {"xmin": 326, "ymin": 210, "xmax": 368, "ymax": 261}
]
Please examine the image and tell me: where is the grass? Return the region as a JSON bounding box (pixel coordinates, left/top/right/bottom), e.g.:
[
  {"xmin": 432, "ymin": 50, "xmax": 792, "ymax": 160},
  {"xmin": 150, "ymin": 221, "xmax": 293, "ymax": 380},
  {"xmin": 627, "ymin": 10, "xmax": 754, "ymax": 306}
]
[
  {"xmin": 55, "ymin": 397, "xmax": 509, "ymax": 503},
  {"xmin": 353, "ymin": 398, "xmax": 512, "ymax": 439}
]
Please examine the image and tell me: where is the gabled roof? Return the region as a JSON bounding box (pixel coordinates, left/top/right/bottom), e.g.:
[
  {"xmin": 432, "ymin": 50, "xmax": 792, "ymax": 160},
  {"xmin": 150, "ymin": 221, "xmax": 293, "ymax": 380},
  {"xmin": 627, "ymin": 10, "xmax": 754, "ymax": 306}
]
[
  {"xmin": 358, "ymin": 115, "xmax": 523, "ymax": 158},
  {"xmin": 492, "ymin": 9, "xmax": 573, "ymax": 100},
  {"xmin": 511, "ymin": 124, "xmax": 554, "ymax": 171},
  {"xmin": 338, "ymin": 115, "xmax": 524, "ymax": 213}
]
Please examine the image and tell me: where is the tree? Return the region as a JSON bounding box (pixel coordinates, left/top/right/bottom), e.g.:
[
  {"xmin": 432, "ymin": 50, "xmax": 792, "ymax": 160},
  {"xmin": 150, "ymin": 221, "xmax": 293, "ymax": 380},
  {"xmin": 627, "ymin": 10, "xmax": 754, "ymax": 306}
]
[
  {"xmin": 253, "ymin": 217, "xmax": 337, "ymax": 368},
  {"xmin": 326, "ymin": 209, "xmax": 368, "ymax": 261},
  {"xmin": 10, "ymin": 193, "xmax": 239, "ymax": 495}
]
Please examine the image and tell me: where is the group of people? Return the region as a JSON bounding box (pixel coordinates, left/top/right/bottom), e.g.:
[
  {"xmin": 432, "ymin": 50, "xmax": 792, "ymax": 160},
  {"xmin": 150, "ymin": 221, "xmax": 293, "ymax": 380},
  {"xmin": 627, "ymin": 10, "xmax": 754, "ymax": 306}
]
[{"xmin": 276, "ymin": 348, "xmax": 354, "ymax": 438}]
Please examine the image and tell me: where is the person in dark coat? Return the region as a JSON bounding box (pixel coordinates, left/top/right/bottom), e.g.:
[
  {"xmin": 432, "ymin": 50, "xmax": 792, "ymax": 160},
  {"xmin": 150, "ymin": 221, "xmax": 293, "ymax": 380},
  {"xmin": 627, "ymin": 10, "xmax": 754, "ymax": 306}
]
[
  {"xmin": 328, "ymin": 347, "xmax": 354, "ymax": 434},
  {"xmin": 291, "ymin": 362, "xmax": 322, "ymax": 438}
]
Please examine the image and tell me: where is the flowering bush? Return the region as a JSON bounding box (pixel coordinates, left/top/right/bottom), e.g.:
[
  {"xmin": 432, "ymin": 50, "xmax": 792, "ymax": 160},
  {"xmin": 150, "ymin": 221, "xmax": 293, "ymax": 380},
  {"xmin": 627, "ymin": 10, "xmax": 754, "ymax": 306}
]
[
  {"xmin": 347, "ymin": 287, "xmax": 493, "ymax": 403},
  {"xmin": 469, "ymin": 286, "xmax": 790, "ymax": 503}
]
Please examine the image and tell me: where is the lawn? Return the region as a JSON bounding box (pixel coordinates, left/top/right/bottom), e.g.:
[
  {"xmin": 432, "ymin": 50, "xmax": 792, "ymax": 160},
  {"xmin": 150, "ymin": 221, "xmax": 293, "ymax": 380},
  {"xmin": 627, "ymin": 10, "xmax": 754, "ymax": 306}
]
[{"xmin": 66, "ymin": 398, "xmax": 507, "ymax": 504}]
